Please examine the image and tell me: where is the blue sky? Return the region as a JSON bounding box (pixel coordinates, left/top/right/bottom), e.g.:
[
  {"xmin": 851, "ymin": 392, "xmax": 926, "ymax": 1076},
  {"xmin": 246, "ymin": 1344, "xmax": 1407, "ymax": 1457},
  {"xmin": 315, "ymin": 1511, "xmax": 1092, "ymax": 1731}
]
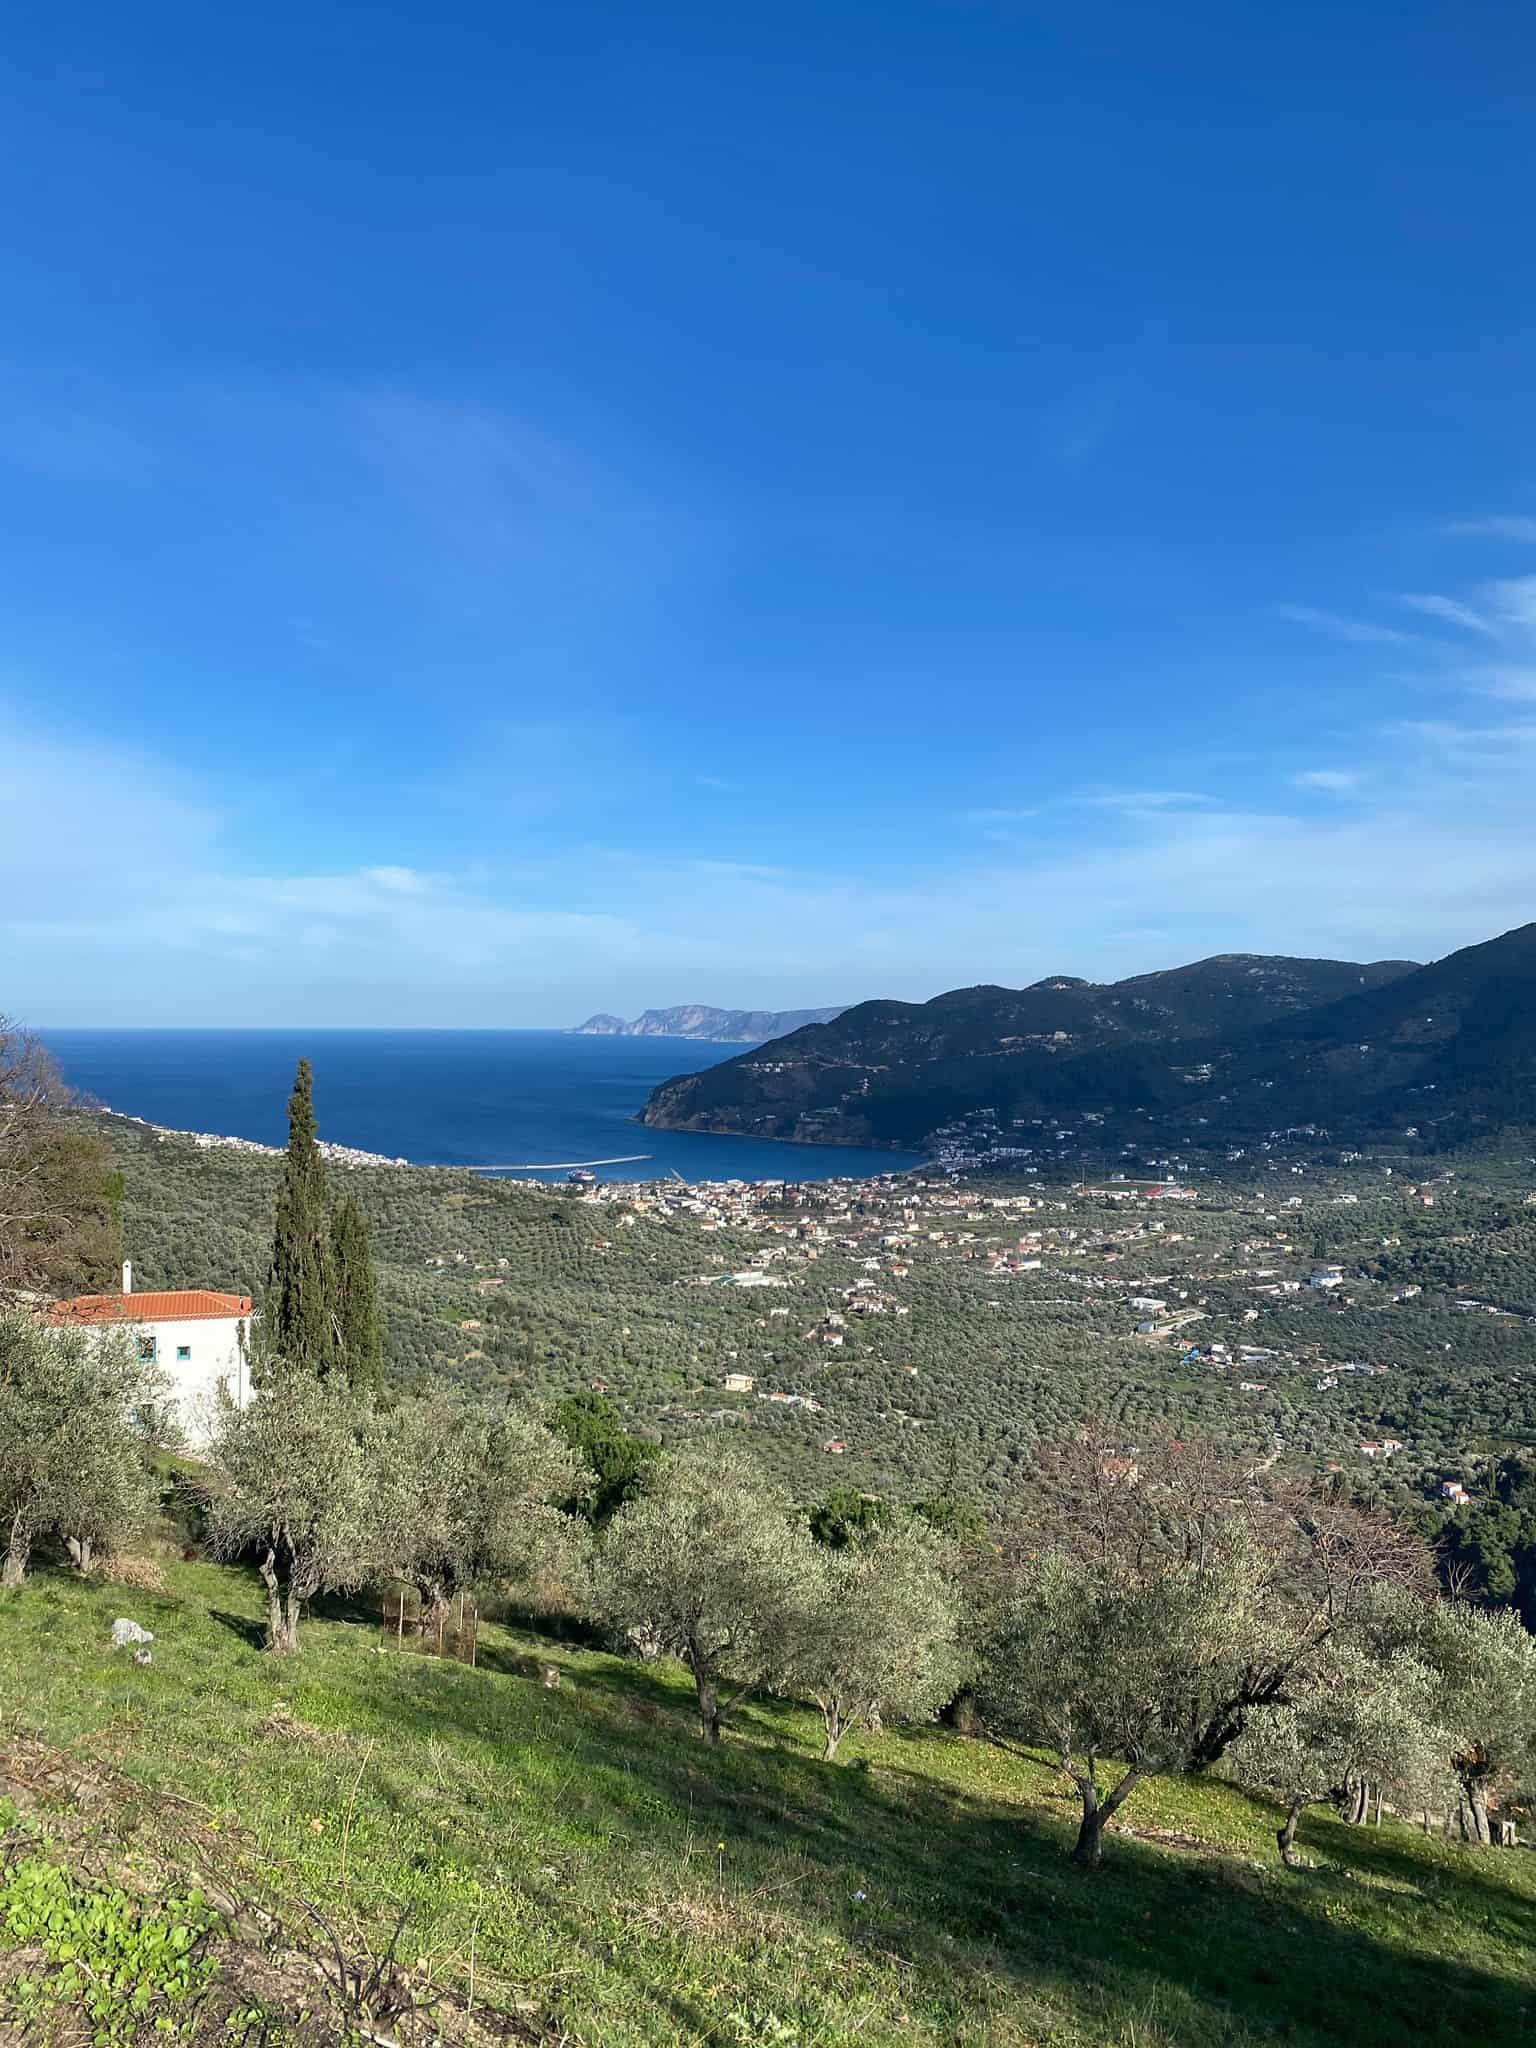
[{"xmin": 5, "ymin": 0, "xmax": 1536, "ymax": 1025}]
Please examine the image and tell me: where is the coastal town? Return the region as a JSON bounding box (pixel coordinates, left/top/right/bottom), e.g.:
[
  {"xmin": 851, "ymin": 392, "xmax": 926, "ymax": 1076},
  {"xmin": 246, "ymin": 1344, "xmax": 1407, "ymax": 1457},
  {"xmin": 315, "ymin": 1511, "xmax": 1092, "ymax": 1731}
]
[
  {"xmin": 92, "ymin": 1092, "xmax": 1536, "ymax": 1516},
  {"xmin": 392, "ymin": 1139, "xmax": 1536, "ymax": 1509}
]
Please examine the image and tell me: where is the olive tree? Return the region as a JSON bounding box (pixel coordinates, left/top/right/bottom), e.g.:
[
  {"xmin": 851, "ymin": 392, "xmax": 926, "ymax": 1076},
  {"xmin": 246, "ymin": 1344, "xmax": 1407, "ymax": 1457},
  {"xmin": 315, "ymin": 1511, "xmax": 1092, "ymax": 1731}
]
[
  {"xmin": 591, "ymin": 1441, "xmax": 813, "ymax": 1743},
  {"xmin": 1231, "ymin": 1644, "xmax": 1445, "ymax": 1866},
  {"xmin": 981, "ymin": 1532, "xmax": 1263, "ymax": 1867},
  {"xmin": 1411, "ymin": 1600, "xmax": 1536, "ymax": 1844},
  {"xmin": 1006, "ymin": 1426, "xmax": 1430, "ymax": 1773},
  {"xmin": 0, "ymin": 1314, "xmax": 158, "ymax": 1588},
  {"xmin": 207, "ymin": 1370, "xmax": 381, "ymax": 1654},
  {"xmin": 784, "ymin": 1522, "xmax": 968, "ymax": 1759},
  {"xmin": 0, "ymin": 1022, "xmax": 122, "ymax": 1299},
  {"xmin": 376, "ymin": 1393, "xmax": 583, "ymax": 1632}
]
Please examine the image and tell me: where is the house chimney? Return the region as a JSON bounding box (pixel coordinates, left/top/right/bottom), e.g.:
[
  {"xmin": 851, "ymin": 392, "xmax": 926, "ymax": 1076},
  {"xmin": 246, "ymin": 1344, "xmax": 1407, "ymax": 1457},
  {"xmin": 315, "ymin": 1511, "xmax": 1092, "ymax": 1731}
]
[{"xmin": 122, "ymin": 1260, "xmax": 132, "ymax": 1296}]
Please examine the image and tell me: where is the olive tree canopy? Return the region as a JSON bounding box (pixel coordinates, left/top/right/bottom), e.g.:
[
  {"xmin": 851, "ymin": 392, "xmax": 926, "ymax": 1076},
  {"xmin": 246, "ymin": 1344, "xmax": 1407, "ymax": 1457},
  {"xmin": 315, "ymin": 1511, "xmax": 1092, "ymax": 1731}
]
[
  {"xmin": 208, "ymin": 1369, "xmax": 381, "ymax": 1654},
  {"xmin": 0, "ymin": 1314, "xmax": 159, "ymax": 1588},
  {"xmin": 1231, "ymin": 1644, "xmax": 1445, "ymax": 1865},
  {"xmin": 0, "ymin": 1021, "xmax": 122, "ymax": 1300},
  {"xmin": 783, "ymin": 1521, "xmax": 969, "ymax": 1759},
  {"xmin": 1002, "ymin": 1425, "xmax": 1429, "ymax": 1772},
  {"xmin": 591, "ymin": 1441, "xmax": 813, "ymax": 1743},
  {"xmin": 375, "ymin": 1392, "xmax": 584, "ymax": 1629},
  {"xmin": 981, "ymin": 1532, "xmax": 1265, "ymax": 1867},
  {"xmin": 1410, "ymin": 1600, "xmax": 1536, "ymax": 1845}
]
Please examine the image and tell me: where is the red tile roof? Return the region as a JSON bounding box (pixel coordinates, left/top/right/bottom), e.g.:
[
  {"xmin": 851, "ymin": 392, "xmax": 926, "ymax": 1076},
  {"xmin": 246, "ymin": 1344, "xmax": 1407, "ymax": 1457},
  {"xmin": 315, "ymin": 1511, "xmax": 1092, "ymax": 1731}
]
[{"xmin": 50, "ymin": 1290, "xmax": 252, "ymax": 1326}]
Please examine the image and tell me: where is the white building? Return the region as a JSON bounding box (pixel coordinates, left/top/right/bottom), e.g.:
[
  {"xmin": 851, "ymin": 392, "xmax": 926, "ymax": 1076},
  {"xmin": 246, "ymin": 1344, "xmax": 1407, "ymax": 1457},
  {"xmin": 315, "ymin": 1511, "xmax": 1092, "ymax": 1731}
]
[{"xmin": 52, "ymin": 1262, "xmax": 252, "ymax": 1445}]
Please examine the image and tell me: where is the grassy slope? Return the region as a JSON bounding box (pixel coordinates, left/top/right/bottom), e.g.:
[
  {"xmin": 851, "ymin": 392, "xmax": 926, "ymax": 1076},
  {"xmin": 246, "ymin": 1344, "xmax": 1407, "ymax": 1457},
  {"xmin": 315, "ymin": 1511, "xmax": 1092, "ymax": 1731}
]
[{"xmin": 2, "ymin": 1563, "xmax": 1533, "ymax": 2046}]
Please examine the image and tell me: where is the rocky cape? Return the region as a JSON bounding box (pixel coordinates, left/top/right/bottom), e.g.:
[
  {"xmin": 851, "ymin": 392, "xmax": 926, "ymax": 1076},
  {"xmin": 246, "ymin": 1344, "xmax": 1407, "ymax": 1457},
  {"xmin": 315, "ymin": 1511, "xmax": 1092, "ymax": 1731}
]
[
  {"xmin": 638, "ymin": 933, "xmax": 1536, "ymax": 1153},
  {"xmin": 573, "ymin": 1004, "xmax": 845, "ymax": 1044}
]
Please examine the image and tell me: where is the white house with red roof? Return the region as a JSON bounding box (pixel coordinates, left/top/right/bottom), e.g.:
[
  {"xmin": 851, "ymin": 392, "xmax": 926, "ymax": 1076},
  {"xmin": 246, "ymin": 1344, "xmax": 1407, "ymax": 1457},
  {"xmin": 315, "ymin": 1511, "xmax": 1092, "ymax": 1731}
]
[{"xmin": 51, "ymin": 1262, "xmax": 252, "ymax": 1444}]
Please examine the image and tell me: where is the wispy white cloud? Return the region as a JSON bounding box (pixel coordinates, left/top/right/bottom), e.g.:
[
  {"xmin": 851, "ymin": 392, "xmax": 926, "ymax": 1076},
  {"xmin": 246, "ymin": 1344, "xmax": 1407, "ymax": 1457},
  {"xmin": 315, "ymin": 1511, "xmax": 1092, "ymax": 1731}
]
[
  {"xmin": 1275, "ymin": 604, "xmax": 1419, "ymax": 647},
  {"xmin": 1076, "ymin": 791, "xmax": 1220, "ymax": 812},
  {"xmin": 14, "ymin": 515, "xmax": 1536, "ymax": 1025},
  {"xmin": 1459, "ymin": 666, "xmax": 1536, "ymax": 701},
  {"xmin": 1291, "ymin": 768, "xmax": 1363, "ymax": 793},
  {"xmin": 361, "ymin": 866, "xmax": 429, "ymax": 894},
  {"xmin": 1444, "ymin": 516, "xmax": 1536, "ymax": 544},
  {"xmin": 13, "ymin": 697, "xmax": 1536, "ymax": 1025},
  {"xmin": 0, "ymin": 367, "xmax": 724, "ymax": 658},
  {"xmin": 1397, "ymin": 592, "xmax": 1496, "ymax": 636},
  {"xmin": 1487, "ymin": 575, "xmax": 1536, "ymax": 633}
]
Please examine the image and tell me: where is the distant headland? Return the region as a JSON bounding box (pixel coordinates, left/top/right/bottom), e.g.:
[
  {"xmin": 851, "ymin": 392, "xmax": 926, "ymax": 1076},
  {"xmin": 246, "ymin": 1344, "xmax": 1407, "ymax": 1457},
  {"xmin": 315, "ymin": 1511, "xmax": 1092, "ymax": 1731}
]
[{"xmin": 572, "ymin": 1003, "xmax": 846, "ymax": 1044}]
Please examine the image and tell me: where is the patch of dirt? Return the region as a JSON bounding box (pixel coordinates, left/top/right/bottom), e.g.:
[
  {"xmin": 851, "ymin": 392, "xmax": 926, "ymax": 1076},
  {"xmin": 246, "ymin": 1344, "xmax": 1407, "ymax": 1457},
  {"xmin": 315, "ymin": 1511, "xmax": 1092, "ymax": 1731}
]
[
  {"xmin": 1106, "ymin": 1822, "xmax": 1217, "ymax": 1852},
  {"xmin": 259, "ymin": 1702, "xmax": 333, "ymax": 1746},
  {"xmin": 91, "ymin": 1554, "xmax": 168, "ymax": 1592}
]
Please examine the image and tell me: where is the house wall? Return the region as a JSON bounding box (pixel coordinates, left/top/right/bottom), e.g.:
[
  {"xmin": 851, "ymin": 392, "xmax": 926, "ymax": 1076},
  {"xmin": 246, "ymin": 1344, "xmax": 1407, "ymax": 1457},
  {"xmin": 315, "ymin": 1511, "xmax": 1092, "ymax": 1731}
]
[{"xmin": 133, "ymin": 1317, "xmax": 250, "ymax": 1443}]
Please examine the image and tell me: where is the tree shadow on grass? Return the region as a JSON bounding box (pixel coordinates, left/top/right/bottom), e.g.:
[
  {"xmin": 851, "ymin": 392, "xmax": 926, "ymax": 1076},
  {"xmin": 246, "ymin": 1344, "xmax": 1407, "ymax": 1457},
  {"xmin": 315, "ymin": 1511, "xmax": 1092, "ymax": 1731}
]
[
  {"xmin": 1276, "ymin": 1795, "xmax": 1536, "ymax": 1946},
  {"xmin": 356, "ymin": 1651, "xmax": 1536, "ymax": 2048},
  {"xmin": 309, "ymin": 1587, "xmax": 389, "ymax": 1628},
  {"xmin": 207, "ymin": 1609, "xmax": 267, "ymax": 1650}
]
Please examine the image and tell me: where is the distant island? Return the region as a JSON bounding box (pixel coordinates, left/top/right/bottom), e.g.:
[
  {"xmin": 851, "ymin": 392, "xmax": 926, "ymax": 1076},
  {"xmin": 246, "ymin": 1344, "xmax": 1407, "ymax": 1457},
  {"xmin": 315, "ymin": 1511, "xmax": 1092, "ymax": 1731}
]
[
  {"xmin": 640, "ymin": 928, "xmax": 1536, "ymax": 1154},
  {"xmin": 573, "ymin": 1004, "xmax": 846, "ymax": 1044}
]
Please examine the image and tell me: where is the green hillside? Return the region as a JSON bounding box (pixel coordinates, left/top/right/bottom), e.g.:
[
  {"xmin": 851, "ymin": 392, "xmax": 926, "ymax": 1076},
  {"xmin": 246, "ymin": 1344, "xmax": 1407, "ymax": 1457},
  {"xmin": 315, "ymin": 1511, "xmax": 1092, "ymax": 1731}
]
[
  {"xmin": 640, "ymin": 927, "xmax": 1536, "ymax": 1152},
  {"xmin": 3, "ymin": 1558, "xmax": 1533, "ymax": 2046},
  {"xmin": 638, "ymin": 950, "xmax": 1422, "ymax": 1148}
]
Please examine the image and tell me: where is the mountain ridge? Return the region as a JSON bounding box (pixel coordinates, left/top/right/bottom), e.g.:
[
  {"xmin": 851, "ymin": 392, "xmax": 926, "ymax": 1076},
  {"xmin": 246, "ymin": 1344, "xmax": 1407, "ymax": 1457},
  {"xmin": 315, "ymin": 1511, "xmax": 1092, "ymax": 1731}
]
[{"xmin": 634, "ymin": 936, "xmax": 1536, "ymax": 1151}]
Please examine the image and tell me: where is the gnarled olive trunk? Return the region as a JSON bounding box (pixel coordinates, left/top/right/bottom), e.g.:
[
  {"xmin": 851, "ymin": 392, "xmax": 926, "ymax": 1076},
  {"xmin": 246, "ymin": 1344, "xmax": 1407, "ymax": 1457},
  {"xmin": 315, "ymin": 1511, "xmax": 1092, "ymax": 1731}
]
[
  {"xmin": 695, "ymin": 1673, "xmax": 722, "ymax": 1745},
  {"xmin": 1277, "ymin": 1796, "xmax": 1306, "ymax": 1868},
  {"xmin": 1069, "ymin": 1760, "xmax": 1142, "ymax": 1869},
  {"xmin": 1455, "ymin": 1779, "xmax": 1492, "ymax": 1845},
  {"xmin": 419, "ymin": 1582, "xmax": 452, "ymax": 1647},
  {"xmin": 1338, "ymin": 1779, "xmax": 1370, "ymax": 1826},
  {"xmin": 821, "ymin": 1698, "xmax": 844, "ymax": 1762},
  {"xmin": 2, "ymin": 1511, "xmax": 31, "ymax": 1590},
  {"xmin": 258, "ymin": 1546, "xmax": 304, "ymax": 1656},
  {"xmin": 65, "ymin": 1534, "xmax": 94, "ymax": 1576}
]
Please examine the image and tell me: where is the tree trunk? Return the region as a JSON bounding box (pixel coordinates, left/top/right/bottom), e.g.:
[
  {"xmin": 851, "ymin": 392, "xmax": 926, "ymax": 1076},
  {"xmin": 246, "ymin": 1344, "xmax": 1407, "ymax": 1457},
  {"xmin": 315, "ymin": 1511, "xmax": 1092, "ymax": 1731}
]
[
  {"xmin": 822, "ymin": 1699, "xmax": 843, "ymax": 1762},
  {"xmin": 1071, "ymin": 1775, "xmax": 1105, "ymax": 1868},
  {"xmin": 695, "ymin": 1673, "xmax": 722, "ymax": 1745},
  {"xmin": 419, "ymin": 1585, "xmax": 451, "ymax": 1654},
  {"xmin": 64, "ymin": 1534, "xmax": 94, "ymax": 1575},
  {"xmin": 278, "ymin": 1590, "xmax": 303, "ymax": 1657},
  {"xmin": 1340, "ymin": 1779, "xmax": 1369, "ymax": 1826},
  {"xmin": 1277, "ymin": 1797, "xmax": 1306, "ymax": 1868},
  {"xmin": 258, "ymin": 1549, "xmax": 292, "ymax": 1654},
  {"xmin": 417, "ymin": 1582, "xmax": 452, "ymax": 1643},
  {"xmin": 2, "ymin": 1512, "xmax": 28, "ymax": 1590},
  {"xmin": 1460, "ymin": 1780, "xmax": 1492, "ymax": 1846},
  {"xmin": 1068, "ymin": 1763, "xmax": 1142, "ymax": 1869}
]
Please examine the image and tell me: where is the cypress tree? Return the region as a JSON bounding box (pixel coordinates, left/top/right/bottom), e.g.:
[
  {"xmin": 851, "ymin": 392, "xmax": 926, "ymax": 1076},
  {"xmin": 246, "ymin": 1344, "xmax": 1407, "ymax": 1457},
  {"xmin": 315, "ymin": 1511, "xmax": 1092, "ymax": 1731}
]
[
  {"xmin": 267, "ymin": 1058, "xmax": 338, "ymax": 1376},
  {"xmin": 330, "ymin": 1193, "xmax": 383, "ymax": 1393}
]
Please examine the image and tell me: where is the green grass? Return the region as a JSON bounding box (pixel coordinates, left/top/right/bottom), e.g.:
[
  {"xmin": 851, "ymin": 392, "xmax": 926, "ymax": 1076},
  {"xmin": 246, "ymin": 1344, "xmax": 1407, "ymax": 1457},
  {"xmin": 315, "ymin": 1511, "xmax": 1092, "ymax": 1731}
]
[{"xmin": 2, "ymin": 1560, "xmax": 1534, "ymax": 2045}]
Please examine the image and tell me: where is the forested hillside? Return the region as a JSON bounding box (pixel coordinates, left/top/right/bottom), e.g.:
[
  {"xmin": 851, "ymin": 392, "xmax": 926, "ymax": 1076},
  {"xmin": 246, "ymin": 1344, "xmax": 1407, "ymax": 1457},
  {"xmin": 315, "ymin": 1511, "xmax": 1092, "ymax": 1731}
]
[{"xmin": 641, "ymin": 926, "xmax": 1536, "ymax": 1152}]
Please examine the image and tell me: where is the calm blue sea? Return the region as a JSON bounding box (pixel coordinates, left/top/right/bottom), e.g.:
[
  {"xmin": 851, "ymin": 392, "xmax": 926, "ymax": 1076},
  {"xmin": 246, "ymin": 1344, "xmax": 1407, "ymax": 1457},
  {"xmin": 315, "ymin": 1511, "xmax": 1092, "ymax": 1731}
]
[{"xmin": 39, "ymin": 1029, "xmax": 924, "ymax": 1185}]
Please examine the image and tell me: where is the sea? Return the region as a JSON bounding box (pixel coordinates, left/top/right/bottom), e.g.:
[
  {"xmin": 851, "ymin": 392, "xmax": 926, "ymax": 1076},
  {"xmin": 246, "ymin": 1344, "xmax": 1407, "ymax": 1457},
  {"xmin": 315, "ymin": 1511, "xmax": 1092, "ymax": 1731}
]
[{"xmin": 39, "ymin": 1029, "xmax": 925, "ymax": 1185}]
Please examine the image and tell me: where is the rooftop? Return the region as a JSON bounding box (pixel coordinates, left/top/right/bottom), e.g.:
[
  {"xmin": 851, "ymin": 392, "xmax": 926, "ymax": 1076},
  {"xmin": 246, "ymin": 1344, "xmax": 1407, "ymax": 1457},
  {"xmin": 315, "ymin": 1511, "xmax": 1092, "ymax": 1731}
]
[{"xmin": 51, "ymin": 1289, "xmax": 253, "ymax": 1326}]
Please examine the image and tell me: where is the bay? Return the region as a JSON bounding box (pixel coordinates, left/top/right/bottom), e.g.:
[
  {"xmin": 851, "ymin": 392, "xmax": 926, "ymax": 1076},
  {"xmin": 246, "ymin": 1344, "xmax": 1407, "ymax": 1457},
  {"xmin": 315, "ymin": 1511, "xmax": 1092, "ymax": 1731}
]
[{"xmin": 39, "ymin": 1028, "xmax": 925, "ymax": 1183}]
